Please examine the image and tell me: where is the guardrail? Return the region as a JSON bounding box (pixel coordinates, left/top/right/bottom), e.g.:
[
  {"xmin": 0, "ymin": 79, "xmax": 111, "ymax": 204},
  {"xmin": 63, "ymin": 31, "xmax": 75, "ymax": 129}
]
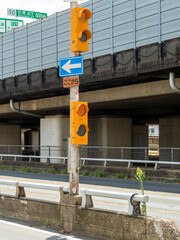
[
  {"xmin": 0, "ymin": 154, "xmax": 67, "ymax": 164},
  {"xmin": 0, "ymin": 153, "xmax": 180, "ymax": 169},
  {"xmin": 79, "ymin": 188, "xmax": 149, "ymax": 215},
  {"xmin": 0, "ymin": 180, "xmax": 148, "ymax": 216},
  {"xmin": 81, "ymin": 158, "xmax": 180, "ymax": 169},
  {"xmin": 1, "ymin": 145, "xmax": 180, "ymax": 164}
]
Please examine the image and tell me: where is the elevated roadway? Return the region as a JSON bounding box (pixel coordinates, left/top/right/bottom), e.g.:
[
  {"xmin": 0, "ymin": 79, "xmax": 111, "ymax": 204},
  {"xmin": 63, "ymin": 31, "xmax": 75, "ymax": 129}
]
[{"xmin": 0, "ymin": 78, "xmax": 179, "ymax": 123}]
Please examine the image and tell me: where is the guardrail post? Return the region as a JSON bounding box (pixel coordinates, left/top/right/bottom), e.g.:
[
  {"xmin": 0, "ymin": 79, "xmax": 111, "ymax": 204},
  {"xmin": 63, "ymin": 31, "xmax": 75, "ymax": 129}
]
[
  {"xmin": 47, "ymin": 157, "xmax": 50, "ymax": 163},
  {"xmin": 128, "ymin": 161, "xmax": 131, "ymax": 168},
  {"xmin": 83, "ymin": 159, "xmax": 85, "ymax": 165},
  {"xmin": 121, "ymin": 148, "xmax": 124, "ymax": 159},
  {"xmin": 15, "ymin": 183, "xmax": 26, "ymax": 198},
  {"xmin": 128, "ymin": 193, "xmax": 141, "ymax": 216},
  {"xmin": 171, "ymin": 148, "xmax": 174, "ymax": 169},
  {"xmin": 145, "ymin": 149, "xmax": 147, "ymax": 167},
  {"xmin": 81, "ymin": 188, "xmax": 93, "ymax": 208},
  {"xmin": 154, "ymin": 162, "xmax": 158, "ymax": 170}
]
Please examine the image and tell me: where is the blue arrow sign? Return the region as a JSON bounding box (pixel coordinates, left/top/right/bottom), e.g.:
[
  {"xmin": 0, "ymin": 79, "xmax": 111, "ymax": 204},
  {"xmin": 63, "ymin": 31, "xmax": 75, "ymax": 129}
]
[{"xmin": 59, "ymin": 56, "xmax": 83, "ymax": 77}]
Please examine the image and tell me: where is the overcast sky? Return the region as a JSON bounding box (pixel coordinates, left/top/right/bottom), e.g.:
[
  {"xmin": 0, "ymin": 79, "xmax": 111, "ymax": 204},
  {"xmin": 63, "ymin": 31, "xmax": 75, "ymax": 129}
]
[{"xmin": 0, "ymin": 0, "xmax": 88, "ymax": 24}]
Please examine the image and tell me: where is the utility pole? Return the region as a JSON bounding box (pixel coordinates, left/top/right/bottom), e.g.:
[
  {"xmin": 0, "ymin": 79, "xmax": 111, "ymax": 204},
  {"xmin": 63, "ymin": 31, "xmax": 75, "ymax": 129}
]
[
  {"xmin": 62, "ymin": 0, "xmax": 92, "ymax": 195},
  {"xmin": 69, "ymin": 0, "xmax": 80, "ymax": 195}
]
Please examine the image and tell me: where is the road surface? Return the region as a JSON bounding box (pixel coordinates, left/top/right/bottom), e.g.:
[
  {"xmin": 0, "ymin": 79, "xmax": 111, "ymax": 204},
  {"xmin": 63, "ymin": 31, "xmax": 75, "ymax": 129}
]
[
  {"xmin": 0, "ymin": 218, "xmax": 99, "ymax": 240},
  {"xmin": 0, "ymin": 170, "xmax": 180, "ymax": 228}
]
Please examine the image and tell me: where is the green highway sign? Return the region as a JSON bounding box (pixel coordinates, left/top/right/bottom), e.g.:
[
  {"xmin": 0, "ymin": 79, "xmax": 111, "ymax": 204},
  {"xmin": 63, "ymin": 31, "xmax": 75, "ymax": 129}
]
[
  {"xmin": 0, "ymin": 18, "xmax": 24, "ymax": 34},
  {"xmin": 7, "ymin": 8, "xmax": 47, "ymax": 19}
]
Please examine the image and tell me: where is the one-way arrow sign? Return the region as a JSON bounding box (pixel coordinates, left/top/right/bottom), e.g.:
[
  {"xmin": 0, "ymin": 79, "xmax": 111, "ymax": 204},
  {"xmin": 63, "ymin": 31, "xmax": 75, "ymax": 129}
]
[{"xmin": 59, "ymin": 56, "xmax": 83, "ymax": 77}]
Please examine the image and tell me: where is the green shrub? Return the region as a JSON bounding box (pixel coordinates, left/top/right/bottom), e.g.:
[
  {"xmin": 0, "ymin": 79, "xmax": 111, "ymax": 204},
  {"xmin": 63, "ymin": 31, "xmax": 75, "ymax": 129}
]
[
  {"xmin": 115, "ymin": 173, "xmax": 124, "ymax": 179},
  {"xmin": 97, "ymin": 171, "xmax": 104, "ymax": 177},
  {"xmin": 83, "ymin": 170, "xmax": 89, "ymax": 176},
  {"xmin": 21, "ymin": 166, "xmax": 31, "ymax": 172}
]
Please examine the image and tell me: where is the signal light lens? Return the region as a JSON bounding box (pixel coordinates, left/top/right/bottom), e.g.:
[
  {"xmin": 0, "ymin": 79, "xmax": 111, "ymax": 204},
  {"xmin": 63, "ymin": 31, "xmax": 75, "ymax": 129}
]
[
  {"xmin": 77, "ymin": 125, "xmax": 86, "ymax": 136},
  {"xmin": 79, "ymin": 32, "xmax": 87, "ymax": 42},
  {"xmin": 77, "ymin": 104, "xmax": 86, "ymax": 116},
  {"xmin": 78, "ymin": 9, "xmax": 92, "ymax": 21}
]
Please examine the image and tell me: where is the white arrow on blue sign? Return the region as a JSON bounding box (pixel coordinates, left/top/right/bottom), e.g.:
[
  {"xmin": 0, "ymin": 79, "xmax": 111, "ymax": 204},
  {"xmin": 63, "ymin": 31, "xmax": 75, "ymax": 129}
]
[{"xmin": 59, "ymin": 56, "xmax": 83, "ymax": 77}]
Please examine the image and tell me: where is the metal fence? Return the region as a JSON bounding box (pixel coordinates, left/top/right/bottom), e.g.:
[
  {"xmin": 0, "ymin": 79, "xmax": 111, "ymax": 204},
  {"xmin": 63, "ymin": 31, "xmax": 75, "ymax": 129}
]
[
  {"xmin": 1, "ymin": 0, "xmax": 180, "ymax": 79},
  {"xmin": 0, "ymin": 145, "xmax": 180, "ymax": 164}
]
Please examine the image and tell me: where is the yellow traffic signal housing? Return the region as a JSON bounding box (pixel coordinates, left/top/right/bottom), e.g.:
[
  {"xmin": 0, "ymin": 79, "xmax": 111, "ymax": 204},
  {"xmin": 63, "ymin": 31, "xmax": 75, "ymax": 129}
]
[
  {"xmin": 71, "ymin": 7, "xmax": 92, "ymax": 52},
  {"xmin": 71, "ymin": 101, "xmax": 89, "ymax": 145}
]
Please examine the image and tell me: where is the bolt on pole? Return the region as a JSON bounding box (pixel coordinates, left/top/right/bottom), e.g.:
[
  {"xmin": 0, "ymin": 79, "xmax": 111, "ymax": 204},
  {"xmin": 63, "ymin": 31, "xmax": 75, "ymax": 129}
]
[{"xmin": 68, "ymin": 0, "xmax": 80, "ymax": 195}]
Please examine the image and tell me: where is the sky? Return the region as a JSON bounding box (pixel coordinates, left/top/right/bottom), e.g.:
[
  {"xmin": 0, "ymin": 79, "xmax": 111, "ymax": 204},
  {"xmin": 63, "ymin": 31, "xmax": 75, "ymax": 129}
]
[{"xmin": 0, "ymin": 0, "xmax": 88, "ymax": 24}]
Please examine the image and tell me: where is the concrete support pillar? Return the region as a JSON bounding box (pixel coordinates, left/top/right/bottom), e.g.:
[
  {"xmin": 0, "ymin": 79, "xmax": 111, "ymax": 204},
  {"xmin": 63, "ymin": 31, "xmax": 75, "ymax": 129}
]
[
  {"xmin": 0, "ymin": 125, "xmax": 21, "ymax": 154},
  {"xmin": 88, "ymin": 117, "xmax": 132, "ymax": 159},
  {"xmin": 132, "ymin": 125, "xmax": 148, "ymax": 160},
  {"xmin": 159, "ymin": 118, "xmax": 180, "ymax": 162},
  {"xmin": 40, "ymin": 115, "xmax": 69, "ymax": 163}
]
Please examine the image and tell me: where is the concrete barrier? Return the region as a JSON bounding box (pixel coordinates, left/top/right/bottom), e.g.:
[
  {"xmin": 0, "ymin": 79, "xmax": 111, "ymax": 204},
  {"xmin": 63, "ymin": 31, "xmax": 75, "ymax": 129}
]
[{"xmin": 0, "ymin": 190, "xmax": 179, "ymax": 240}]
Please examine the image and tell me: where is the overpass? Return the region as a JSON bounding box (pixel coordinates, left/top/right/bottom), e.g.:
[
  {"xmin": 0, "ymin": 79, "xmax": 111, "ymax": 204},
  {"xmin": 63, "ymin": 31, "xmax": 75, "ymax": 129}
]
[{"xmin": 0, "ymin": 0, "xmax": 180, "ymax": 161}]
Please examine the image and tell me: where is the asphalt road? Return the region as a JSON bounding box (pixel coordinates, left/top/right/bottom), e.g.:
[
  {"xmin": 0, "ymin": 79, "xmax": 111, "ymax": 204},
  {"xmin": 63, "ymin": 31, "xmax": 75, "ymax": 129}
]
[
  {"xmin": 0, "ymin": 170, "xmax": 179, "ymax": 194},
  {"xmin": 0, "ymin": 218, "xmax": 100, "ymax": 240}
]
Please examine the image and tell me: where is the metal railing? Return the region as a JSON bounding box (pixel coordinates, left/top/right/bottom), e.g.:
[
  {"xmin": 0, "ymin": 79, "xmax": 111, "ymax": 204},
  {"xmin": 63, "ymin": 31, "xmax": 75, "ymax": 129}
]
[
  {"xmin": 0, "ymin": 153, "xmax": 180, "ymax": 169},
  {"xmin": 0, "ymin": 144, "xmax": 179, "ymax": 162},
  {"xmin": 0, "ymin": 154, "xmax": 67, "ymax": 163},
  {"xmin": 79, "ymin": 187, "xmax": 149, "ymax": 215},
  {"xmin": 0, "ymin": 180, "xmax": 149, "ymax": 216}
]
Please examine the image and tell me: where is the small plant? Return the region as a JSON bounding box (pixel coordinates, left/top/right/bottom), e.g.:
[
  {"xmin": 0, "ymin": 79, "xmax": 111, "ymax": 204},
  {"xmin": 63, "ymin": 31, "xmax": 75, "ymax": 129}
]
[
  {"xmin": 126, "ymin": 172, "xmax": 131, "ymax": 179},
  {"xmin": 83, "ymin": 170, "xmax": 89, "ymax": 176},
  {"xmin": 97, "ymin": 171, "xmax": 104, "ymax": 177},
  {"xmin": 0, "ymin": 165, "xmax": 6, "ymax": 170},
  {"xmin": 89, "ymin": 172, "xmax": 95, "ymax": 177},
  {"xmin": 115, "ymin": 173, "xmax": 124, "ymax": 179},
  {"xmin": 45, "ymin": 217, "xmax": 51, "ymax": 227},
  {"xmin": 176, "ymin": 179, "xmax": 180, "ymax": 183},
  {"xmin": 60, "ymin": 169, "xmax": 68, "ymax": 174},
  {"xmin": 46, "ymin": 168, "xmax": 56, "ymax": 174},
  {"xmin": 32, "ymin": 168, "xmax": 40, "ymax": 173},
  {"xmin": 6, "ymin": 166, "xmax": 14, "ymax": 171},
  {"xmin": 21, "ymin": 166, "xmax": 31, "ymax": 172},
  {"xmin": 164, "ymin": 178, "xmax": 172, "ymax": 183},
  {"xmin": 52, "ymin": 165, "xmax": 58, "ymax": 171},
  {"xmin": 135, "ymin": 167, "xmax": 147, "ymax": 216}
]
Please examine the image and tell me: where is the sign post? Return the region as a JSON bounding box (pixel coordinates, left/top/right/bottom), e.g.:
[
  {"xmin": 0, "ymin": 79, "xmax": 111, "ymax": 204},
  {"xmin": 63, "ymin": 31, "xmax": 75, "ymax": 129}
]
[
  {"xmin": 68, "ymin": 0, "xmax": 80, "ymax": 195},
  {"xmin": 62, "ymin": 0, "xmax": 92, "ymax": 195}
]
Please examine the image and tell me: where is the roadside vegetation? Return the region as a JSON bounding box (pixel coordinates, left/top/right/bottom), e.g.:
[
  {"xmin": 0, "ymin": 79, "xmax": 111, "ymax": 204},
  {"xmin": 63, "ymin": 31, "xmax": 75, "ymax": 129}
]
[
  {"xmin": 135, "ymin": 167, "xmax": 147, "ymax": 216},
  {"xmin": 0, "ymin": 164, "xmax": 179, "ymax": 183}
]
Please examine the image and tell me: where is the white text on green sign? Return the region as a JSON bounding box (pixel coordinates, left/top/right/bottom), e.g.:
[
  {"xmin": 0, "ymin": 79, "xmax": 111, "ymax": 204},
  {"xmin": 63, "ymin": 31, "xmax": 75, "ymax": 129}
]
[
  {"xmin": 7, "ymin": 8, "xmax": 47, "ymax": 19},
  {"xmin": 0, "ymin": 18, "xmax": 24, "ymax": 34}
]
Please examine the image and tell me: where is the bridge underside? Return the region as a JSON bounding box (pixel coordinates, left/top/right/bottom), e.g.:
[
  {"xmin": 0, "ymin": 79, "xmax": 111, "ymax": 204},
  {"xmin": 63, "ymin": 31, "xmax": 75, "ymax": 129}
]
[
  {"xmin": 0, "ymin": 39, "xmax": 180, "ymax": 160},
  {"xmin": 0, "ymin": 77, "xmax": 179, "ymax": 126}
]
